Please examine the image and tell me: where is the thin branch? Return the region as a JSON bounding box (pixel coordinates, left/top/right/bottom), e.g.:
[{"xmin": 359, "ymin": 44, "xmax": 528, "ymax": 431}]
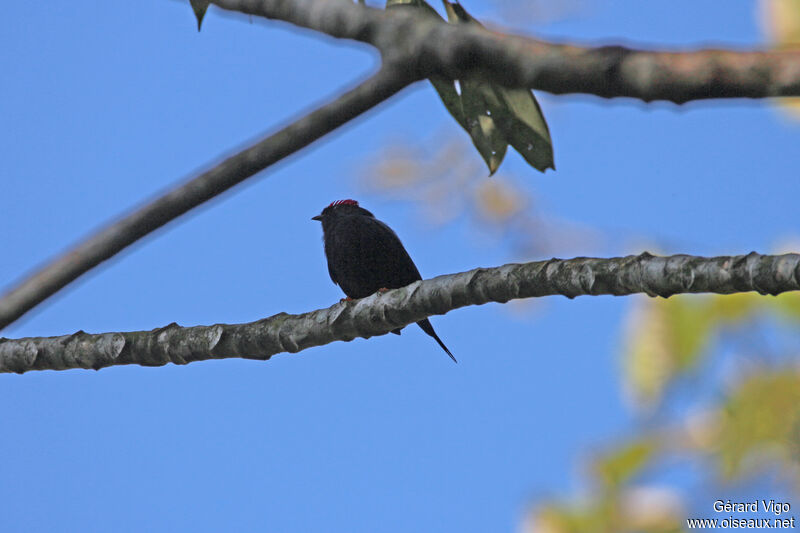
[
  {"xmin": 3, "ymin": 252, "xmax": 798, "ymax": 374},
  {"xmin": 212, "ymin": 0, "xmax": 800, "ymax": 103},
  {"xmin": 0, "ymin": 66, "xmax": 416, "ymax": 332}
]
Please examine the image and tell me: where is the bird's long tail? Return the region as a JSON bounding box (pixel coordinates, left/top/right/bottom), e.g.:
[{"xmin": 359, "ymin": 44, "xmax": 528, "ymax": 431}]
[{"xmin": 416, "ymin": 319, "xmax": 457, "ymax": 363}]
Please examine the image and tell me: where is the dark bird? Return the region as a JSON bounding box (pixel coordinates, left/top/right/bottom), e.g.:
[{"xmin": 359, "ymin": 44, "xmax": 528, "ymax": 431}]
[{"xmin": 312, "ymin": 199, "xmax": 456, "ymax": 362}]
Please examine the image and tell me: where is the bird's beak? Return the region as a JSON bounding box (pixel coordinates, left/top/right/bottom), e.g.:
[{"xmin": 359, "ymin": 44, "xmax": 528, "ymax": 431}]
[{"xmin": 311, "ymin": 214, "xmax": 322, "ymax": 221}]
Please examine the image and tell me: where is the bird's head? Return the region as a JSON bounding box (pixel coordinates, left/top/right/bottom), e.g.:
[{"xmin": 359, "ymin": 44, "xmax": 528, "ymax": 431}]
[{"xmin": 312, "ymin": 199, "xmax": 374, "ymax": 222}]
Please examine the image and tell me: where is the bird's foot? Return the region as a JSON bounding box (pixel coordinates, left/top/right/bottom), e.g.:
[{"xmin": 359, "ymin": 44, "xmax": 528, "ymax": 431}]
[
  {"xmin": 377, "ymin": 288, "xmax": 390, "ymax": 294},
  {"xmin": 339, "ymin": 296, "xmax": 353, "ymax": 303}
]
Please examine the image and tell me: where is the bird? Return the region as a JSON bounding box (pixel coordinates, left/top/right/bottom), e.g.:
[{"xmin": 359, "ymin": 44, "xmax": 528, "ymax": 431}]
[{"xmin": 312, "ymin": 199, "xmax": 456, "ymax": 363}]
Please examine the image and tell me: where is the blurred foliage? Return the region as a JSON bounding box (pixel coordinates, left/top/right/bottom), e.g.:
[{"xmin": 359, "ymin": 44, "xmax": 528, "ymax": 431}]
[
  {"xmin": 715, "ymin": 370, "xmax": 800, "ymax": 481},
  {"xmin": 358, "ymin": 135, "xmax": 598, "ymax": 259},
  {"xmin": 623, "ymin": 291, "xmax": 800, "ymax": 409},
  {"xmin": 623, "ymin": 297, "xmax": 714, "ymax": 409},
  {"xmin": 760, "ymin": 0, "xmax": 800, "ymax": 118},
  {"xmin": 761, "ymin": 0, "xmax": 800, "ymax": 41},
  {"xmin": 526, "ymin": 486, "xmax": 685, "ymax": 533},
  {"xmin": 385, "ymin": 0, "xmax": 554, "ymax": 174},
  {"xmin": 524, "ymin": 287, "xmax": 800, "ymax": 532},
  {"xmin": 593, "ymin": 438, "xmax": 661, "ymax": 490}
]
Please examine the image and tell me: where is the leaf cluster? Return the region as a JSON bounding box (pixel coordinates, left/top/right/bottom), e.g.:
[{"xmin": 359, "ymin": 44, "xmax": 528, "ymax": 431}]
[{"xmin": 385, "ymin": 0, "xmax": 554, "ymax": 174}]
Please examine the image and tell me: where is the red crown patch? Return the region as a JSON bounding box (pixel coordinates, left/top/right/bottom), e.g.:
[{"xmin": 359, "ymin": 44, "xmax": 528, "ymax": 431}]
[{"xmin": 328, "ymin": 199, "xmax": 359, "ymax": 207}]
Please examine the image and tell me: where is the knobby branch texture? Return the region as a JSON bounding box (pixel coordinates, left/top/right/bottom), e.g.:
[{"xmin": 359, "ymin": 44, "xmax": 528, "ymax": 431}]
[
  {"xmin": 212, "ymin": 0, "xmax": 800, "ymax": 103},
  {"xmin": 0, "ymin": 66, "xmax": 415, "ymax": 332},
  {"xmin": 3, "ymin": 252, "xmax": 798, "ymax": 374}
]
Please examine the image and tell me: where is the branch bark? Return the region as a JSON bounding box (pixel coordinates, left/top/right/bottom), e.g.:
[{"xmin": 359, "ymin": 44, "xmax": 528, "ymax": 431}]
[
  {"xmin": 0, "ymin": 66, "xmax": 415, "ymax": 332},
  {"xmin": 3, "ymin": 252, "xmax": 798, "ymax": 374},
  {"xmin": 212, "ymin": 0, "xmax": 800, "ymax": 103}
]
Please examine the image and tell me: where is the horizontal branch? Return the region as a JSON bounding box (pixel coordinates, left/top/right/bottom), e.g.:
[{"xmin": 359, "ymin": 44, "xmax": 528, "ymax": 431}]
[
  {"xmin": 211, "ymin": 0, "xmax": 800, "ymax": 103},
  {"xmin": 0, "ymin": 66, "xmax": 415, "ymax": 332},
  {"xmin": 3, "ymin": 252, "xmax": 798, "ymax": 374}
]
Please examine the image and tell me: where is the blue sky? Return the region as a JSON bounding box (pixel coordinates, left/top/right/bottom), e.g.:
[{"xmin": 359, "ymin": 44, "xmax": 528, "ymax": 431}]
[{"xmin": 1, "ymin": 1, "xmax": 798, "ymax": 531}]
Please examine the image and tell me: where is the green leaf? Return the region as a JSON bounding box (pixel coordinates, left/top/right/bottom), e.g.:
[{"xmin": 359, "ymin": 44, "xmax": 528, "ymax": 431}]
[
  {"xmin": 190, "ymin": 0, "xmax": 210, "ymax": 31},
  {"xmin": 493, "ymin": 87, "xmax": 554, "ymax": 171},
  {"xmin": 716, "ymin": 370, "xmax": 800, "ymax": 479},
  {"xmin": 621, "ymin": 296, "xmax": 716, "ymax": 409},
  {"xmin": 661, "ymin": 297, "xmax": 715, "ymax": 371},
  {"xmin": 460, "ymin": 80, "xmax": 507, "ymax": 174},
  {"xmin": 707, "ymin": 292, "xmax": 760, "ymax": 323},
  {"xmin": 478, "ymin": 84, "xmax": 554, "ymax": 171},
  {"xmin": 428, "ymin": 78, "xmax": 466, "ymax": 128},
  {"xmin": 385, "ymin": 0, "xmax": 442, "ymax": 17},
  {"xmin": 441, "ymin": 0, "xmax": 466, "ymax": 21},
  {"xmin": 441, "ymin": 0, "xmax": 509, "ymax": 174},
  {"xmin": 428, "ymin": 76, "xmax": 508, "ymax": 175},
  {"xmin": 622, "ymin": 299, "xmax": 678, "ymax": 409},
  {"xmin": 767, "ymin": 291, "xmax": 800, "ymax": 322},
  {"xmin": 443, "ymin": 0, "xmax": 554, "ymax": 171},
  {"xmin": 387, "ymin": 0, "xmax": 466, "ymax": 128},
  {"xmin": 386, "ymin": 0, "xmax": 506, "ymax": 174},
  {"xmin": 593, "ymin": 438, "xmax": 658, "ymax": 489},
  {"xmin": 386, "ymin": 0, "xmax": 553, "ymax": 173}
]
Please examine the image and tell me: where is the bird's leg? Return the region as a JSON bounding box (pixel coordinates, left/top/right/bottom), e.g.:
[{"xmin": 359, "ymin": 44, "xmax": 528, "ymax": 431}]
[{"xmin": 339, "ymin": 296, "xmax": 353, "ymax": 303}]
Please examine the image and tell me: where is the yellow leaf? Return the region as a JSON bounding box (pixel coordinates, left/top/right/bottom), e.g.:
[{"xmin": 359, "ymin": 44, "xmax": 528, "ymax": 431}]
[
  {"xmin": 761, "ymin": 0, "xmax": 800, "ymax": 43},
  {"xmin": 759, "ymin": 0, "xmax": 800, "ymax": 118},
  {"xmin": 716, "ymin": 370, "xmax": 800, "ymax": 479},
  {"xmin": 622, "ymin": 298, "xmax": 676, "ymax": 409},
  {"xmin": 621, "ymin": 296, "xmax": 715, "ymax": 409},
  {"xmin": 592, "ymin": 438, "xmax": 658, "ymax": 489},
  {"xmin": 707, "ymin": 292, "xmax": 760, "ymax": 323},
  {"xmin": 474, "ymin": 180, "xmax": 524, "ymax": 221}
]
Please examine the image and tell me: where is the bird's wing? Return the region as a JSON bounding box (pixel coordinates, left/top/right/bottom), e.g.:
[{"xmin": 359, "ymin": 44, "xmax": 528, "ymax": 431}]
[
  {"xmin": 327, "ymin": 263, "xmax": 339, "ymax": 285},
  {"xmin": 366, "ymin": 218, "xmax": 423, "ymax": 285},
  {"xmin": 323, "ymin": 215, "xmax": 423, "ymax": 298}
]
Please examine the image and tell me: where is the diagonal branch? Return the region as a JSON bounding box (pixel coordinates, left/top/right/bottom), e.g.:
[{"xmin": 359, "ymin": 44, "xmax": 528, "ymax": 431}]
[
  {"xmin": 0, "ymin": 66, "xmax": 416, "ymax": 332},
  {"xmin": 212, "ymin": 0, "xmax": 800, "ymax": 103},
  {"xmin": 2, "ymin": 252, "xmax": 798, "ymax": 374}
]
